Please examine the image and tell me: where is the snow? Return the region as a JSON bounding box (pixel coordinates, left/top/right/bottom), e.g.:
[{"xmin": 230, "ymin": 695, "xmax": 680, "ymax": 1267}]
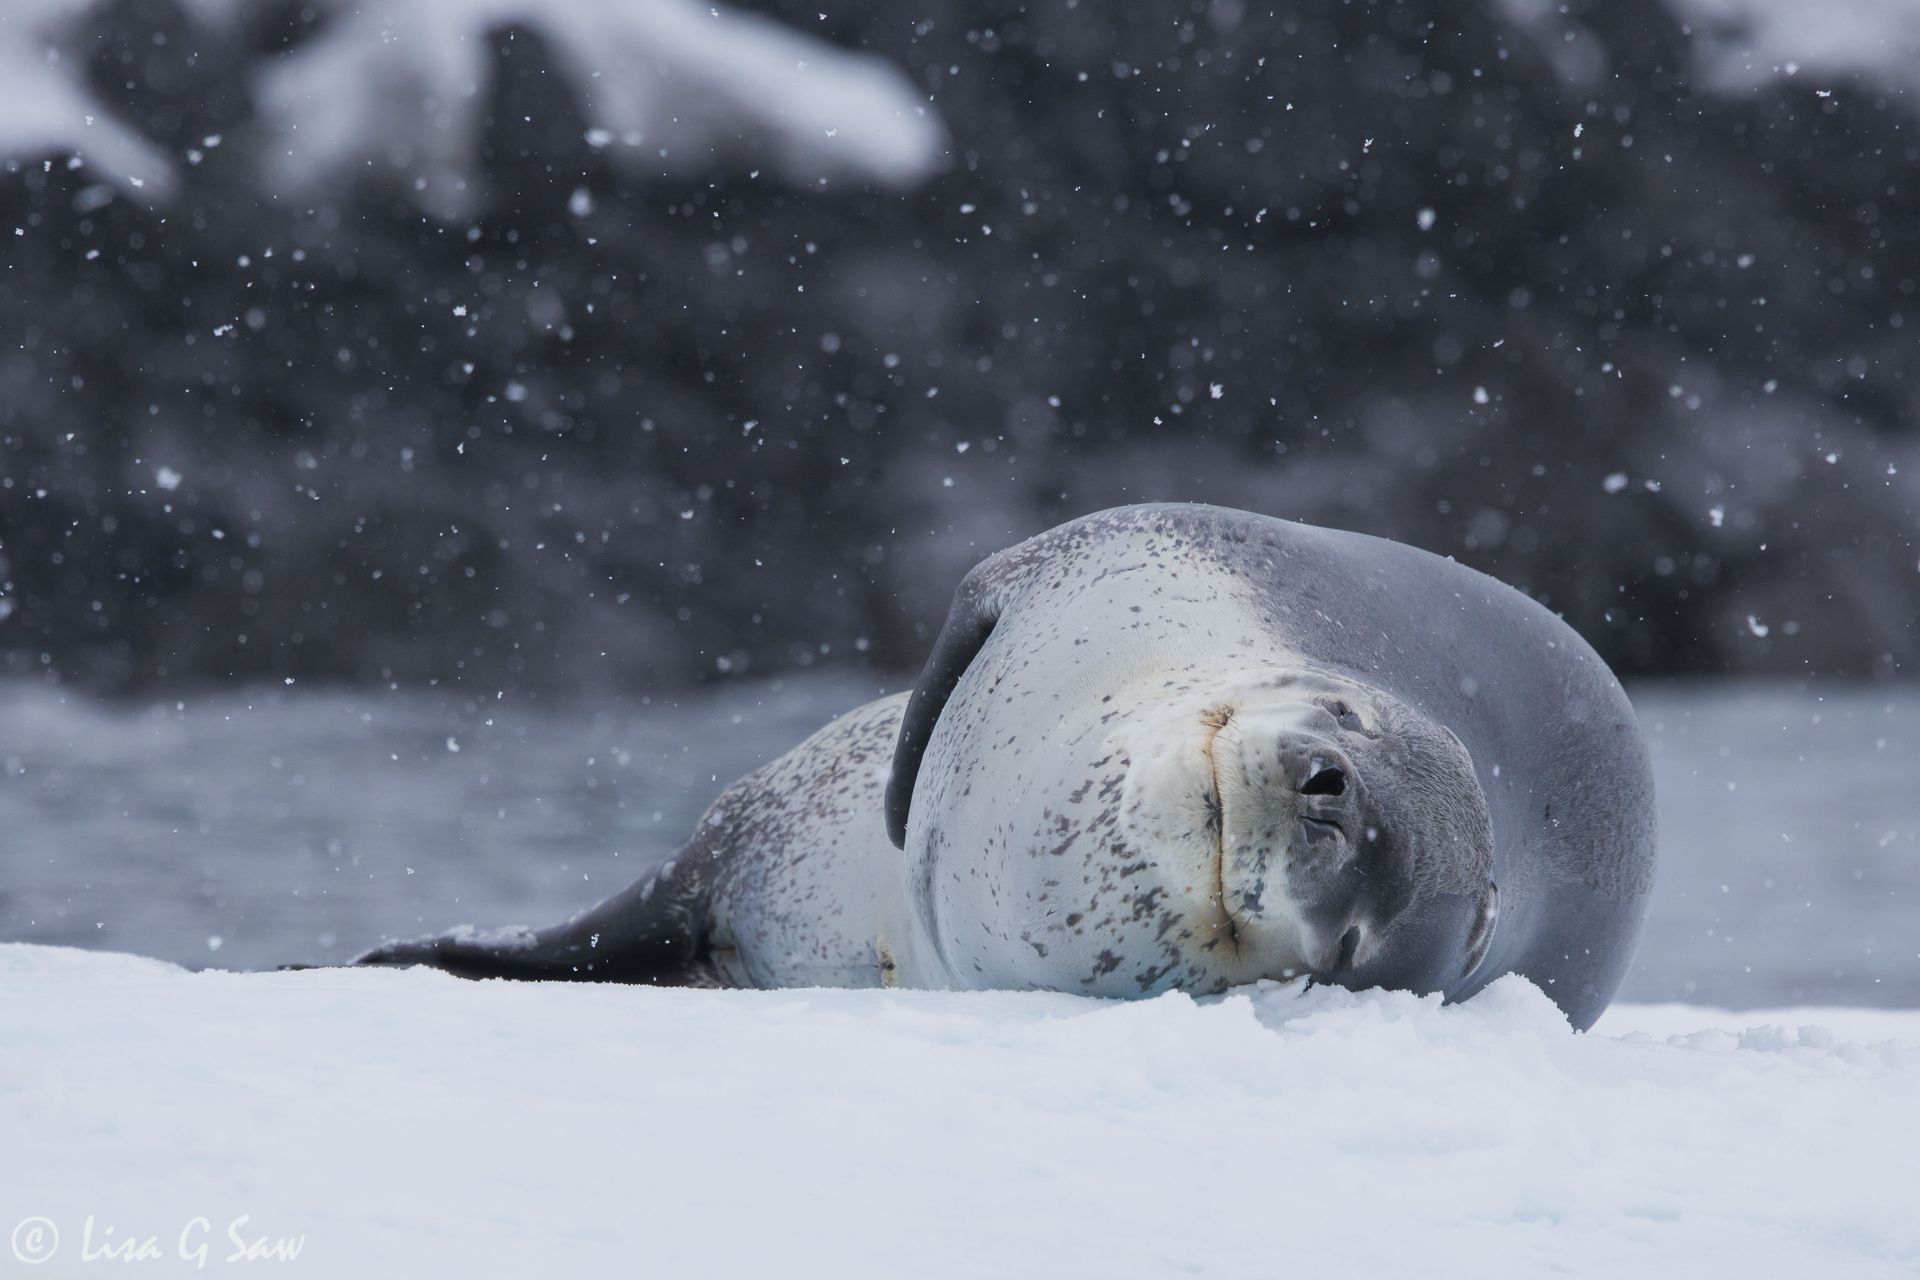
[{"xmin": 4, "ymin": 944, "xmax": 1916, "ymax": 1277}]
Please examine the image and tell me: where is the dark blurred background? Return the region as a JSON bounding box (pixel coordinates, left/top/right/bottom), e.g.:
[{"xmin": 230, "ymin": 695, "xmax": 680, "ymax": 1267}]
[
  {"xmin": 0, "ymin": 0, "xmax": 1915, "ymax": 1003},
  {"xmin": 3, "ymin": 0, "xmax": 1914, "ymax": 695}
]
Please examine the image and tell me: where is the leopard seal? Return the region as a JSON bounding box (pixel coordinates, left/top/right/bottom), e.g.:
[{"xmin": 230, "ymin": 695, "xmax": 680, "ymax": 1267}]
[{"xmin": 355, "ymin": 503, "xmax": 1656, "ymax": 1029}]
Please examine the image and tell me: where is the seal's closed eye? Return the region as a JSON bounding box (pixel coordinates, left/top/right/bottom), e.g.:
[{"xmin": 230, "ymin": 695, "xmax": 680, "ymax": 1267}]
[{"xmin": 1317, "ymin": 696, "xmax": 1373, "ymax": 736}]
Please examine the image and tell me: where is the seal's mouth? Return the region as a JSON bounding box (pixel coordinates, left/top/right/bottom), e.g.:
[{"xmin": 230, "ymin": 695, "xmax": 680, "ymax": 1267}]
[
  {"xmin": 1200, "ymin": 705, "xmax": 1238, "ymax": 950},
  {"xmin": 1332, "ymin": 924, "xmax": 1362, "ymax": 973}
]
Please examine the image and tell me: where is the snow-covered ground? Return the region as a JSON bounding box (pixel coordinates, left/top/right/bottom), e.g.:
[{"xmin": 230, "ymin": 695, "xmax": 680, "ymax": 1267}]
[{"xmin": 3, "ymin": 943, "xmax": 1916, "ymax": 1277}]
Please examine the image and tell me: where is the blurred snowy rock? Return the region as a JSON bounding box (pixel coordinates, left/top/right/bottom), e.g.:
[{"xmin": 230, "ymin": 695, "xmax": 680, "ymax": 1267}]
[
  {"xmin": 0, "ymin": 0, "xmax": 944, "ymax": 212},
  {"xmin": 1498, "ymin": 0, "xmax": 1920, "ymax": 92},
  {"xmin": 1673, "ymin": 0, "xmax": 1920, "ymax": 91},
  {"xmin": 0, "ymin": 0, "xmax": 181, "ymax": 198},
  {"xmin": 252, "ymin": 0, "xmax": 945, "ymax": 216}
]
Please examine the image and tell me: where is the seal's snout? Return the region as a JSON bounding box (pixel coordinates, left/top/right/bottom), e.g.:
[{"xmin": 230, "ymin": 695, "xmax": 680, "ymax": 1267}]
[
  {"xmin": 1220, "ymin": 707, "xmax": 1362, "ymax": 842},
  {"xmin": 1213, "ymin": 708, "xmax": 1368, "ymax": 936},
  {"xmin": 1116, "ymin": 688, "xmax": 1400, "ymax": 988}
]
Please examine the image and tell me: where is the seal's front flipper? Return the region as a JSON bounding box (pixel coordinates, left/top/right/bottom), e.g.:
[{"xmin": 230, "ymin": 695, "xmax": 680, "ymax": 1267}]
[{"xmin": 354, "ymin": 849, "xmax": 711, "ymax": 984}]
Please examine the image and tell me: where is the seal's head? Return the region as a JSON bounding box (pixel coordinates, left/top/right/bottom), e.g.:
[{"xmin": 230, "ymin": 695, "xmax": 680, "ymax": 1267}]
[
  {"xmin": 886, "ymin": 503, "xmax": 1647, "ymax": 1024},
  {"xmin": 886, "ymin": 541, "xmax": 1499, "ymax": 996},
  {"xmin": 1120, "ymin": 670, "xmax": 1498, "ymax": 994}
]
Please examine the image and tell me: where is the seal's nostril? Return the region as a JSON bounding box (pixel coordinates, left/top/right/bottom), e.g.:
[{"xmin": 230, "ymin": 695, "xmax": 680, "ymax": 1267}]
[{"xmin": 1301, "ymin": 766, "xmax": 1346, "ymax": 797}]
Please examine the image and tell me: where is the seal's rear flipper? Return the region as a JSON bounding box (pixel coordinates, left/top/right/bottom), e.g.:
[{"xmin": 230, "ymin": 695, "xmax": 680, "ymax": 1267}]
[{"xmin": 353, "ymin": 850, "xmax": 711, "ymax": 984}]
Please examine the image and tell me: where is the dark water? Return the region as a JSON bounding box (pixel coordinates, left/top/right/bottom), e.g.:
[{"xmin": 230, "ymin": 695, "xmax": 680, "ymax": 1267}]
[
  {"xmin": 1628, "ymin": 683, "xmax": 1918, "ymax": 1006},
  {"xmin": 1, "ymin": 677, "xmax": 1914, "ymax": 1007}
]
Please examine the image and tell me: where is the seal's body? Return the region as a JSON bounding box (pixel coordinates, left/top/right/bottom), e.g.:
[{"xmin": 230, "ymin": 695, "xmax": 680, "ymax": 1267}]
[{"xmin": 360, "ymin": 505, "xmax": 1655, "ymax": 1029}]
